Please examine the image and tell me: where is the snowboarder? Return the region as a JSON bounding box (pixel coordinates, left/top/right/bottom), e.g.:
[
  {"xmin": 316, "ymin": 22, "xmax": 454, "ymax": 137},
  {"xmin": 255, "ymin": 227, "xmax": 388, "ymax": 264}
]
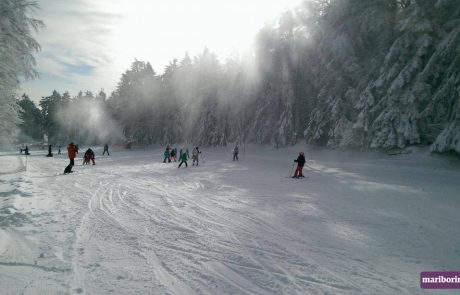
[
  {"xmin": 233, "ymin": 144, "xmax": 239, "ymax": 161},
  {"xmin": 192, "ymin": 147, "xmax": 201, "ymax": 166},
  {"xmin": 170, "ymin": 148, "xmax": 177, "ymax": 162},
  {"xmin": 163, "ymin": 146, "xmax": 171, "ymax": 163},
  {"xmin": 178, "ymin": 151, "xmax": 188, "ymax": 168},
  {"xmin": 103, "ymin": 143, "xmax": 109, "ymax": 155},
  {"xmin": 64, "ymin": 142, "xmax": 77, "ymax": 174},
  {"xmin": 83, "ymin": 148, "xmax": 96, "ymax": 165},
  {"xmin": 292, "ymin": 151, "xmax": 306, "ymax": 178}
]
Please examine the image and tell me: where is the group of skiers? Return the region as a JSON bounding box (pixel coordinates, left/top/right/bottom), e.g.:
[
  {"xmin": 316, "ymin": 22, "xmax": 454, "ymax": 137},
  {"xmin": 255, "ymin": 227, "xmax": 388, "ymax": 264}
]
[
  {"xmin": 163, "ymin": 143, "xmax": 306, "ymax": 177},
  {"xmin": 64, "ymin": 143, "xmax": 110, "ymax": 174},
  {"xmin": 20, "ymin": 146, "xmax": 30, "ymax": 155},
  {"xmin": 163, "ymin": 146, "xmax": 178, "ymax": 163},
  {"xmin": 61, "ymin": 140, "xmax": 307, "ymax": 178},
  {"xmin": 163, "ymin": 146, "xmax": 201, "ymax": 168}
]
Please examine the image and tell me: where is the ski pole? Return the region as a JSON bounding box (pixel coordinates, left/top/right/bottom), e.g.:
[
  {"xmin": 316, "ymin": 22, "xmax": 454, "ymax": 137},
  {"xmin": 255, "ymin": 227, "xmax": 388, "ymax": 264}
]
[{"xmin": 289, "ymin": 162, "xmax": 295, "ymax": 177}]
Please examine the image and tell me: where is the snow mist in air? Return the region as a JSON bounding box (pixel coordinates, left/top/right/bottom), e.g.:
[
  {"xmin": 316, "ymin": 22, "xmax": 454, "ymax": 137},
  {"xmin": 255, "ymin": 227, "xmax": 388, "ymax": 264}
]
[{"xmin": 56, "ymin": 98, "xmax": 124, "ymax": 145}]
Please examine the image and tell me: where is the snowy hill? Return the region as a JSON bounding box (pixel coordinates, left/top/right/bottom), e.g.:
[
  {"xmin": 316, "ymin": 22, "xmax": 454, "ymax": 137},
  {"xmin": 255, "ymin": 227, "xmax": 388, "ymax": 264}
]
[{"xmin": 1, "ymin": 146, "xmax": 459, "ymax": 294}]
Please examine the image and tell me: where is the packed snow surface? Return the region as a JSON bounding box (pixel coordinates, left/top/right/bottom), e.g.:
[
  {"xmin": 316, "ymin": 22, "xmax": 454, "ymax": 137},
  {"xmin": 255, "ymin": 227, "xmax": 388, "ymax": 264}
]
[{"xmin": 0, "ymin": 146, "xmax": 459, "ymax": 294}]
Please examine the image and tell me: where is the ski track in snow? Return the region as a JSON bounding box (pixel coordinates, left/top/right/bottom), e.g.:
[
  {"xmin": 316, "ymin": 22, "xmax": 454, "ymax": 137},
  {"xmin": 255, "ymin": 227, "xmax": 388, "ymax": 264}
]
[{"xmin": 0, "ymin": 147, "xmax": 459, "ymax": 294}]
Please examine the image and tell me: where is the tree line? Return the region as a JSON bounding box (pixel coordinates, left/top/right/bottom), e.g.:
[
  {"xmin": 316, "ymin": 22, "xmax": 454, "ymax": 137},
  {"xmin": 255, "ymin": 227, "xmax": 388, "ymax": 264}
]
[{"xmin": 3, "ymin": 0, "xmax": 460, "ymax": 154}]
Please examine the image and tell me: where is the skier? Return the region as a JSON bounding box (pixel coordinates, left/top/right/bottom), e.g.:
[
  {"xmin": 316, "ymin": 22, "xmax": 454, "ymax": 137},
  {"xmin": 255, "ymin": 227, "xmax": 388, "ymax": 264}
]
[
  {"xmin": 103, "ymin": 143, "xmax": 109, "ymax": 155},
  {"xmin": 292, "ymin": 151, "xmax": 306, "ymax": 178},
  {"xmin": 233, "ymin": 144, "xmax": 239, "ymax": 161},
  {"xmin": 170, "ymin": 148, "xmax": 177, "ymax": 162},
  {"xmin": 192, "ymin": 146, "xmax": 201, "ymax": 166},
  {"xmin": 24, "ymin": 146, "xmax": 30, "ymax": 155},
  {"xmin": 83, "ymin": 148, "xmax": 96, "ymax": 165},
  {"xmin": 64, "ymin": 142, "xmax": 77, "ymax": 174},
  {"xmin": 163, "ymin": 146, "xmax": 171, "ymax": 163},
  {"xmin": 46, "ymin": 144, "xmax": 53, "ymax": 157},
  {"xmin": 178, "ymin": 150, "xmax": 188, "ymax": 168}
]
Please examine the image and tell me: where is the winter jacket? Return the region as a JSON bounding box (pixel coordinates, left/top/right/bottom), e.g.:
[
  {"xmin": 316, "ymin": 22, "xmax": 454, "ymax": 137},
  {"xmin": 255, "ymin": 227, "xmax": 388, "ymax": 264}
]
[
  {"xmin": 192, "ymin": 148, "xmax": 200, "ymax": 157},
  {"xmin": 164, "ymin": 149, "xmax": 170, "ymax": 157},
  {"xmin": 85, "ymin": 149, "xmax": 95, "ymax": 157},
  {"xmin": 180, "ymin": 153, "xmax": 188, "ymax": 162},
  {"xmin": 233, "ymin": 146, "xmax": 239, "ymax": 154},
  {"xmin": 67, "ymin": 144, "xmax": 77, "ymax": 159},
  {"xmin": 294, "ymin": 154, "xmax": 306, "ymax": 167}
]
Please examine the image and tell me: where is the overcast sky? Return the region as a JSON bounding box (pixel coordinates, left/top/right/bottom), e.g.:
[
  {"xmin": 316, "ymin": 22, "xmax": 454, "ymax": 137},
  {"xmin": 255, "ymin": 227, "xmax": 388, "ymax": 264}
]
[{"xmin": 21, "ymin": 0, "xmax": 300, "ymax": 102}]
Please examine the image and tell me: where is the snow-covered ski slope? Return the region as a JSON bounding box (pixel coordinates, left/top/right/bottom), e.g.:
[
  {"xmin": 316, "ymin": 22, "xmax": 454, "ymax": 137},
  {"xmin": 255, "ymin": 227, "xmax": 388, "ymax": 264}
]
[{"xmin": 1, "ymin": 146, "xmax": 459, "ymax": 295}]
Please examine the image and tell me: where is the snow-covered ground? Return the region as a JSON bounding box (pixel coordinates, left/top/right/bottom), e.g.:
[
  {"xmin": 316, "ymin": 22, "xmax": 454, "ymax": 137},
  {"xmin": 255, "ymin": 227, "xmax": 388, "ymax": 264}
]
[{"xmin": 0, "ymin": 145, "xmax": 459, "ymax": 295}]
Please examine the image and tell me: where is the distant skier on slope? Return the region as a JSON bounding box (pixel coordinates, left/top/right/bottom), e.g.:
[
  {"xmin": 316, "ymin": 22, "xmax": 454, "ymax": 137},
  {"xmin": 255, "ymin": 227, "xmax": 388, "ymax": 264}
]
[
  {"xmin": 103, "ymin": 143, "xmax": 110, "ymax": 155},
  {"xmin": 178, "ymin": 150, "xmax": 188, "ymax": 168},
  {"xmin": 46, "ymin": 144, "xmax": 53, "ymax": 157},
  {"xmin": 83, "ymin": 148, "xmax": 96, "ymax": 165},
  {"xmin": 64, "ymin": 142, "xmax": 77, "ymax": 174},
  {"xmin": 192, "ymin": 147, "xmax": 201, "ymax": 166},
  {"xmin": 163, "ymin": 146, "xmax": 171, "ymax": 163},
  {"xmin": 233, "ymin": 144, "xmax": 239, "ymax": 161},
  {"xmin": 170, "ymin": 148, "xmax": 177, "ymax": 162},
  {"xmin": 292, "ymin": 151, "xmax": 306, "ymax": 178}
]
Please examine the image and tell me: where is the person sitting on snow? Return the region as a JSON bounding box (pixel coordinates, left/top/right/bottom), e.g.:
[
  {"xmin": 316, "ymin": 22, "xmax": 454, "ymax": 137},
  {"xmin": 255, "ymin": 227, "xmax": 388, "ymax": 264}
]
[
  {"xmin": 83, "ymin": 148, "xmax": 96, "ymax": 165},
  {"xmin": 293, "ymin": 151, "xmax": 306, "ymax": 178}
]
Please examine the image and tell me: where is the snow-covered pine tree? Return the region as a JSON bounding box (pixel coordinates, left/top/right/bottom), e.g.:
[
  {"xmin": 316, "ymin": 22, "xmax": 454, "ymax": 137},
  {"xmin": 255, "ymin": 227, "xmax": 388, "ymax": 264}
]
[
  {"xmin": 354, "ymin": 1, "xmax": 434, "ymax": 149},
  {"xmin": 0, "ymin": 0, "xmax": 42, "ymax": 147},
  {"xmin": 303, "ymin": 0, "xmax": 398, "ymax": 148},
  {"xmin": 17, "ymin": 94, "xmax": 43, "ymax": 142}
]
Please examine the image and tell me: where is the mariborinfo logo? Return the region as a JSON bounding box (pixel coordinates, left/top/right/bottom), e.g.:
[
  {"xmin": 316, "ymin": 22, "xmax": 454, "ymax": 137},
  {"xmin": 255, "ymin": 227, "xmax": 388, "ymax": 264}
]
[{"xmin": 421, "ymin": 272, "xmax": 460, "ymax": 289}]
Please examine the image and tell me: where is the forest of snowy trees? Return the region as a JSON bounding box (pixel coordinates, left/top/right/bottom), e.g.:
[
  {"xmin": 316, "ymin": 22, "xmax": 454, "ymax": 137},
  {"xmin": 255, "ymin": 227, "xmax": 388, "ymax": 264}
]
[
  {"xmin": 0, "ymin": 0, "xmax": 42, "ymax": 146},
  {"xmin": 2, "ymin": 0, "xmax": 460, "ymax": 154}
]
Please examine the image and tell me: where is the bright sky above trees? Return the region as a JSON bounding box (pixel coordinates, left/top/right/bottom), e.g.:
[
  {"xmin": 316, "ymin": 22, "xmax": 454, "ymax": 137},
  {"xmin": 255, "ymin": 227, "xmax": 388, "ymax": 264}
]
[{"xmin": 21, "ymin": 0, "xmax": 301, "ymax": 102}]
